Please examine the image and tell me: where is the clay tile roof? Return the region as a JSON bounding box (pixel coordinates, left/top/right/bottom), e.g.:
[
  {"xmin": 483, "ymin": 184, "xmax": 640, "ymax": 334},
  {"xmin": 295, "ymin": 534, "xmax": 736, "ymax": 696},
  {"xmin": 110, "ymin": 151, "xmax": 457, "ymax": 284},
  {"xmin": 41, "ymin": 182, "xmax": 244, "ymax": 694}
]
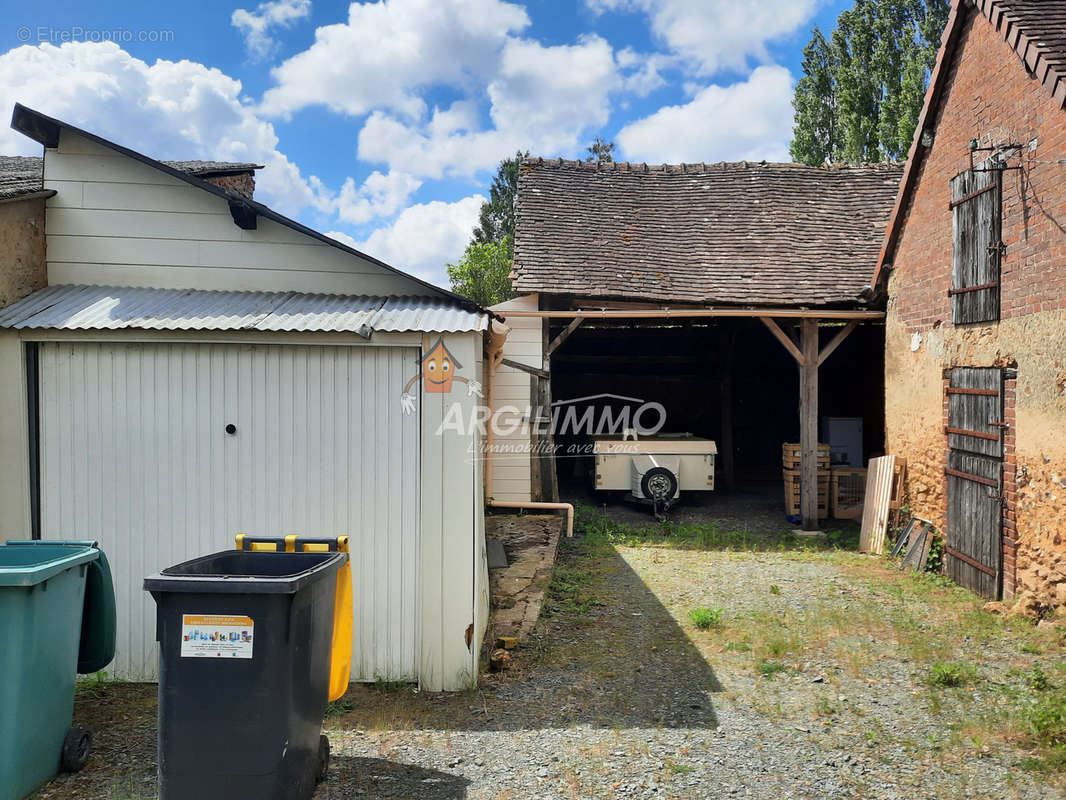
[
  {"xmin": 0, "ymin": 156, "xmax": 260, "ymax": 202},
  {"xmin": 513, "ymin": 158, "xmax": 903, "ymax": 307}
]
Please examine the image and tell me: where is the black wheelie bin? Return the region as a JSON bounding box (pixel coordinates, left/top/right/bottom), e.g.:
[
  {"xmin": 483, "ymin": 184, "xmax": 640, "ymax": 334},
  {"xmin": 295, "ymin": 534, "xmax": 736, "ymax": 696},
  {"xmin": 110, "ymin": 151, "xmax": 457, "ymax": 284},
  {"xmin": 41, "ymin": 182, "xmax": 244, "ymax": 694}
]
[{"xmin": 144, "ymin": 541, "xmax": 347, "ymax": 800}]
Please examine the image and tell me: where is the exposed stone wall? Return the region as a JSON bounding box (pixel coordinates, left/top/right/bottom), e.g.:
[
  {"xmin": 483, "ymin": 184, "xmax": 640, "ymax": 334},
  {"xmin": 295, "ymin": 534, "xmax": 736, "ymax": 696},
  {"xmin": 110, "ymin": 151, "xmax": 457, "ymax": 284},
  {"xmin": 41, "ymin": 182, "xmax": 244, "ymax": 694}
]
[
  {"xmin": 202, "ymin": 171, "xmax": 255, "ymax": 199},
  {"xmin": 0, "ymin": 196, "xmax": 46, "ymax": 309},
  {"xmin": 885, "ymin": 7, "xmax": 1066, "ymax": 610}
]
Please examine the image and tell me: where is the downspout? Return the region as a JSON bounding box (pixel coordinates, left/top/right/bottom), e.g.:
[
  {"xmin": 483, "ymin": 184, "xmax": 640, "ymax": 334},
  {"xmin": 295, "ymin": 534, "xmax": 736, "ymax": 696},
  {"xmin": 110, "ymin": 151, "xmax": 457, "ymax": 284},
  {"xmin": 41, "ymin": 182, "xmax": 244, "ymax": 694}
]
[{"xmin": 483, "ymin": 319, "xmax": 574, "ymax": 537}]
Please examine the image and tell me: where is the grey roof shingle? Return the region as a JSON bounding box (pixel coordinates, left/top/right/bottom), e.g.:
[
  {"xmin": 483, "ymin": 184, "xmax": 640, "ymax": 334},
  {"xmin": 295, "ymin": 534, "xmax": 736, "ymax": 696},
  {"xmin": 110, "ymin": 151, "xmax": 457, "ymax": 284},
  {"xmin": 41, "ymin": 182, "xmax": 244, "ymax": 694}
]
[
  {"xmin": 513, "ymin": 158, "xmax": 904, "ymax": 307},
  {"xmin": 0, "ymin": 155, "xmax": 45, "ymax": 201},
  {"xmin": 0, "ymin": 156, "xmax": 260, "ymax": 202}
]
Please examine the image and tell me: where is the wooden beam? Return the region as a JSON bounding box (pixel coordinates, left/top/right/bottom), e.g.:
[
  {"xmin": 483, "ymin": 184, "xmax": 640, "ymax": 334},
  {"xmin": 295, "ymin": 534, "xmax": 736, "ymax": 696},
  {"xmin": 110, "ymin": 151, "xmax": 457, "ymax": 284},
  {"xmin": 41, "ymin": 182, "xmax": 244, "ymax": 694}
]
[
  {"xmin": 817, "ymin": 320, "xmax": 858, "ymax": 366},
  {"xmin": 500, "ymin": 358, "xmax": 549, "ymax": 380},
  {"xmin": 501, "ymin": 308, "xmax": 885, "ymax": 320},
  {"xmin": 761, "ymin": 318, "xmax": 805, "ymax": 365},
  {"xmin": 546, "ymin": 316, "xmax": 584, "ymax": 356},
  {"xmin": 800, "ymin": 318, "xmax": 820, "ymax": 531}
]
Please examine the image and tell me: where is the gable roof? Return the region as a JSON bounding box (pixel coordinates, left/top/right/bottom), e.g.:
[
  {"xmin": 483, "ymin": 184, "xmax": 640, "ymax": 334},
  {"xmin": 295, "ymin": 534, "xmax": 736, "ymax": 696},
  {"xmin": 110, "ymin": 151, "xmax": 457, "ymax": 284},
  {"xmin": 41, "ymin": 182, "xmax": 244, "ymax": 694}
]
[
  {"xmin": 873, "ymin": 0, "xmax": 1066, "ymax": 286},
  {"xmin": 9, "ymin": 103, "xmax": 484, "ymax": 312},
  {"xmin": 513, "ymin": 158, "xmax": 903, "ymax": 308},
  {"xmin": 0, "ymin": 155, "xmax": 260, "ymax": 203}
]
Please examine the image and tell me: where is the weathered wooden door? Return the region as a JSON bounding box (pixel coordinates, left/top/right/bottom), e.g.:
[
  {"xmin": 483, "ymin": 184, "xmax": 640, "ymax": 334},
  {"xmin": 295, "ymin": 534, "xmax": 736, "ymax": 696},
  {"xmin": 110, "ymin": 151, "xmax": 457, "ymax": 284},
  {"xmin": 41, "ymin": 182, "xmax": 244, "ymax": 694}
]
[{"xmin": 944, "ymin": 367, "xmax": 1004, "ymax": 599}]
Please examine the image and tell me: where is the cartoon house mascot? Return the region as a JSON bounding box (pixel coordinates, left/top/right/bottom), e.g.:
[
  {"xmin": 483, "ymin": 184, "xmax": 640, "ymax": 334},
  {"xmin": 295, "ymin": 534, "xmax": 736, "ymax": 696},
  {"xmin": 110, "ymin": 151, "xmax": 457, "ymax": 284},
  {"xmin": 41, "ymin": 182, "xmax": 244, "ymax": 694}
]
[{"xmin": 401, "ymin": 337, "xmax": 482, "ymax": 415}]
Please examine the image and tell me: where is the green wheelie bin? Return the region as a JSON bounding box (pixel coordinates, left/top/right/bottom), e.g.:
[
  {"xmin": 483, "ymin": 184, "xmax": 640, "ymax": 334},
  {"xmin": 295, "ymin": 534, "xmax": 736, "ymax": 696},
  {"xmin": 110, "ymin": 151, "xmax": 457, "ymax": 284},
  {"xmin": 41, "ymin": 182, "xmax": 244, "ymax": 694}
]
[{"xmin": 0, "ymin": 540, "xmax": 117, "ymax": 800}]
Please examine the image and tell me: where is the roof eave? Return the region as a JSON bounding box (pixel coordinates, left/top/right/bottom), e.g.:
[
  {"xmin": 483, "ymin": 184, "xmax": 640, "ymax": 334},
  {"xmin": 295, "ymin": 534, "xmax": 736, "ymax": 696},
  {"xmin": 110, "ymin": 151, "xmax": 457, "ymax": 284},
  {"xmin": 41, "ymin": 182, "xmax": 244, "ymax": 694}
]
[{"xmin": 9, "ymin": 103, "xmax": 492, "ymax": 318}]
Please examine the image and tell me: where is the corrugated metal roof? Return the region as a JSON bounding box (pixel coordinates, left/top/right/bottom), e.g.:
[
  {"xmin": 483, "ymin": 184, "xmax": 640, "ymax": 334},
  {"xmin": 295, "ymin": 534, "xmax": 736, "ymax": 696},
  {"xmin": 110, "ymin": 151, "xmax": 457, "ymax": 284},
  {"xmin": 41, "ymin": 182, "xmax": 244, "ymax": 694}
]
[{"xmin": 0, "ymin": 285, "xmax": 488, "ymax": 335}]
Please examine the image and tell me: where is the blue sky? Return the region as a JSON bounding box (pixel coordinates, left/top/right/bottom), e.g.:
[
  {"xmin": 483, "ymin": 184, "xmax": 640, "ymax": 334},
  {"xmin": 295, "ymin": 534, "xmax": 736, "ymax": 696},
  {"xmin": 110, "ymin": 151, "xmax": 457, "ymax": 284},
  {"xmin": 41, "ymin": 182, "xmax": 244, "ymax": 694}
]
[{"xmin": 0, "ymin": 0, "xmax": 851, "ymax": 287}]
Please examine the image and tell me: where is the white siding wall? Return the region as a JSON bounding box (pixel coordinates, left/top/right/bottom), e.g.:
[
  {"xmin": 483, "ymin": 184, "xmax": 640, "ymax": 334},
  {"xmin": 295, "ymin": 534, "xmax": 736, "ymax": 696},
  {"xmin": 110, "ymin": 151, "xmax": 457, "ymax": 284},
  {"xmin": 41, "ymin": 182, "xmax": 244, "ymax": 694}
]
[
  {"xmin": 487, "ymin": 295, "xmax": 541, "ymax": 502},
  {"xmin": 43, "ymin": 131, "xmax": 423, "ymax": 295},
  {"xmin": 418, "ymin": 332, "xmax": 483, "ymax": 689},
  {"xmin": 38, "ymin": 340, "xmax": 421, "ymax": 683}
]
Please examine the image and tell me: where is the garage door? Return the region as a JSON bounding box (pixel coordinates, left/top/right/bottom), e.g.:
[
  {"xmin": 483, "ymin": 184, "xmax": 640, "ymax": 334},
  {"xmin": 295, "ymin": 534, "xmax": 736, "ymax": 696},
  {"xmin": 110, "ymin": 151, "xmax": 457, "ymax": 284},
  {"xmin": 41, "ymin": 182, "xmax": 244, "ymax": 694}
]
[{"xmin": 37, "ymin": 341, "xmax": 420, "ymax": 682}]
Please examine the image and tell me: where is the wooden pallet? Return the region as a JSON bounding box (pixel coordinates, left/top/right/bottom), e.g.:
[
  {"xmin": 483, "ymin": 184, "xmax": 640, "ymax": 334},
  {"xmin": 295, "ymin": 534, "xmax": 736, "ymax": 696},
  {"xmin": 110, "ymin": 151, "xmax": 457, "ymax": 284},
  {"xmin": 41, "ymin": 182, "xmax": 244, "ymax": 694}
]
[
  {"xmin": 782, "ymin": 442, "xmax": 831, "ymax": 470},
  {"xmin": 782, "ymin": 468, "xmax": 830, "ymax": 518}
]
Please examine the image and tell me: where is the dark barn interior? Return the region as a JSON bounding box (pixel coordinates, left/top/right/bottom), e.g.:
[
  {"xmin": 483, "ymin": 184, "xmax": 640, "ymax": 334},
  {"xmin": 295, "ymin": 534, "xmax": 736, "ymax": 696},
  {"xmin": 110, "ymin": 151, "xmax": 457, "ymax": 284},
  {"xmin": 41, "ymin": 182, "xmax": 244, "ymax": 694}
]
[{"xmin": 546, "ymin": 318, "xmax": 884, "ymax": 498}]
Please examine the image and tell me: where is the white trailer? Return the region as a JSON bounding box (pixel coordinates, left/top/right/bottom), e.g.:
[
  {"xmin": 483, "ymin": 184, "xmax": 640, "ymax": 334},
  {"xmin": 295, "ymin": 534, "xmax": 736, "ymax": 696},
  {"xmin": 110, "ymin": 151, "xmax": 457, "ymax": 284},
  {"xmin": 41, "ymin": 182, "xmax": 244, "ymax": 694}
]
[{"xmin": 592, "ymin": 433, "xmax": 717, "ymax": 517}]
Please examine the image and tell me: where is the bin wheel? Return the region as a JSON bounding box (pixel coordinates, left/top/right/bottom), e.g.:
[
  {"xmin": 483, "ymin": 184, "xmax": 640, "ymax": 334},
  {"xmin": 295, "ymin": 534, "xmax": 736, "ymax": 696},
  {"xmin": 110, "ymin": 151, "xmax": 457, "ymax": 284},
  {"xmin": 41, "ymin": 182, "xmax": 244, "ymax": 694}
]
[
  {"xmin": 60, "ymin": 726, "xmax": 92, "ymax": 772},
  {"xmin": 315, "ymin": 734, "xmax": 330, "ymax": 783}
]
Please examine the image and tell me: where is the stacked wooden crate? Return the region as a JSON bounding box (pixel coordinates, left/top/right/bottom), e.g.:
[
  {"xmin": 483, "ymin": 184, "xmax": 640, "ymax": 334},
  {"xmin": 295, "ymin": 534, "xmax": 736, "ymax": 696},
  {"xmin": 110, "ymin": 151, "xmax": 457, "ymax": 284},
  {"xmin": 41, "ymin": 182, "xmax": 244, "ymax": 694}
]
[
  {"xmin": 781, "ymin": 443, "xmax": 830, "ymax": 518},
  {"xmin": 829, "ymin": 466, "xmax": 867, "ymax": 520}
]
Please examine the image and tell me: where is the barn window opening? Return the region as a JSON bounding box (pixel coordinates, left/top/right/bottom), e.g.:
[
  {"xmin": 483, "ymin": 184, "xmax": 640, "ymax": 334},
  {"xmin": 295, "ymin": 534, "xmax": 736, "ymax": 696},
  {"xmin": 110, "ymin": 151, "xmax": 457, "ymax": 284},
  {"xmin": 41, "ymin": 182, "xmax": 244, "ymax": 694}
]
[{"xmin": 949, "ymin": 167, "xmax": 1003, "ymax": 324}]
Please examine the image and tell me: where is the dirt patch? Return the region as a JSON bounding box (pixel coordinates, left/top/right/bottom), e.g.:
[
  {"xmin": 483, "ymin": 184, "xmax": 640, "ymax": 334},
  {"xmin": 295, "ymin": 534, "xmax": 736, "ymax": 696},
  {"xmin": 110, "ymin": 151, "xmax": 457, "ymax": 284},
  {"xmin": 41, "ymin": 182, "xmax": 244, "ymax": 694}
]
[{"xmin": 485, "ymin": 513, "xmax": 564, "ymax": 645}]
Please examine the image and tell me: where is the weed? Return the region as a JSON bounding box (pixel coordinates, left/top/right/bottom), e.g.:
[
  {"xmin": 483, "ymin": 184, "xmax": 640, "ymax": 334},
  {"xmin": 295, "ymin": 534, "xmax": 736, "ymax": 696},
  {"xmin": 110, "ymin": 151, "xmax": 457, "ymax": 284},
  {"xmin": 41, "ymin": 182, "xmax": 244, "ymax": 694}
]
[
  {"xmin": 665, "ymin": 760, "xmax": 695, "ymax": 775},
  {"xmin": 372, "ymin": 678, "xmax": 410, "ymax": 693},
  {"xmin": 814, "ymin": 696, "xmax": 837, "ymax": 716},
  {"xmin": 1021, "ymin": 641, "xmax": 1043, "ymax": 655},
  {"xmin": 765, "ymin": 635, "xmax": 793, "ymax": 658},
  {"xmin": 688, "ymin": 606, "xmax": 724, "ymax": 630},
  {"xmin": 75, "ymin": 671, "xmax": 110, "ymax": 698},
  {"xmin": 1025, "ymin": 690, "xmax": 1066, "ymax": 747},
  {"xmin": 725, "ymin": 640, "xmax": 751, "ymax": 653},
  {"xmin": 1025, "ymin": 665, "xmax": 1053, "ymax": 693},
  {"xmin": 927, "ymin": 661, "xmax": 979, "ymax": 688},
  {"xmin": 769, "ymin": 584, "xmax": 781, "ymax": 595},
  {"xmin": 325, "ymin": 698, "xmax": 354, "ymax": 717},
  {"xmin": 757, "ymin": 660, "xmax": 787, "ymax": 680}
]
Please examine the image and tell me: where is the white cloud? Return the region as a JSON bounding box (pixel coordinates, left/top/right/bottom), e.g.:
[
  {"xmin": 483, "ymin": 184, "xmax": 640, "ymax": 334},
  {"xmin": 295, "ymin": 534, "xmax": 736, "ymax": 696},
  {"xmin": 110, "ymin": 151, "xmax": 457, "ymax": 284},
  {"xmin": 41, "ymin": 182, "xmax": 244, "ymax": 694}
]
[
  {"xmin": 337, "ymin": 195, "xmax": 483, "ymax": 287},
  {"xmin": 0, "ymin": 41, "xmax": 330, "ymax": 215},
  {"xmin": 615, "ymin": 65, "xmax": 795, "ymax": 164},
  {"xmin": 335, "ymin": 170, "xmax": 422, "ymax": 225},
  {"xmin": 231, "ymin": 0, "xmax": 312, "ymax": 62},
  {"xmin": 357, "ymin": 35, "xmax": 620, "ymax": 179},
  {"xmin": 588, "ymin": 0, "xmax": 820, "ymax": 75},
  {"xmin": 259, "ymin": 0, "xmax": 530, "ymax": 119},
  {"xmin": 617, "ymin": 48, "xmax": 677, "ymax": 97}
]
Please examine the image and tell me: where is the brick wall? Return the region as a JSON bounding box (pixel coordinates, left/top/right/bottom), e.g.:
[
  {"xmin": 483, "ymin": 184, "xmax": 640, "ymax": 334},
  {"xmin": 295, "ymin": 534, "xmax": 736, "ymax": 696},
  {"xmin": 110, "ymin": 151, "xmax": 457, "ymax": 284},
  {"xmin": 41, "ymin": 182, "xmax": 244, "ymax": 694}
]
[
  {"xmin": 885, "ymin": 3, "xmax": 1066, "ymax": 609},
  {"xmin": 890, "ymin": 8, "xmax": 1066, "ymax": 333}
]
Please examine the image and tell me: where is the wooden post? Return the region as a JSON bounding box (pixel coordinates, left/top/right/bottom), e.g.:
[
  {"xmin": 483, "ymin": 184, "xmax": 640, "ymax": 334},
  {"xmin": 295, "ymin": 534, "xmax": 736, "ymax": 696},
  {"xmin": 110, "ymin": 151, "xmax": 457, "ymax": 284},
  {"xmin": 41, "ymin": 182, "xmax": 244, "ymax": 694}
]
[
  {"xmin": 800, "ymin": 318, "xmax": 820, "ymax": 530},
  {"xmin": 719, "ymin": 326, "xmax": 736, "ymax": 491}
]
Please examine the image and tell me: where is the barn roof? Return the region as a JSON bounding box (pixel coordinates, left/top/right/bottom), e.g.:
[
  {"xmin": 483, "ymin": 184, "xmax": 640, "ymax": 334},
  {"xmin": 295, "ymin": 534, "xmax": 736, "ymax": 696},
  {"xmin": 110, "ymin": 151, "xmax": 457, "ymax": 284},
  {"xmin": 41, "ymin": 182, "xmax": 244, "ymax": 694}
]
[
  {"xmin": 873, "ymin": 0, "xmax": 1066, "ymax": 286},
  {"xmin": 513, "ymin": 158, "xmax": 903, "ymax": 308}
]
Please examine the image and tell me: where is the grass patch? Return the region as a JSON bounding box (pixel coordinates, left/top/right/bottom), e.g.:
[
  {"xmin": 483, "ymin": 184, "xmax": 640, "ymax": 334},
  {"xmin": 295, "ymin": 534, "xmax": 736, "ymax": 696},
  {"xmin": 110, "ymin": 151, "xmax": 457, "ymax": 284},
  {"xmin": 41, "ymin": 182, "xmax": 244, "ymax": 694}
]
[
  {"xmin": 665, "ymin": 759, "xmax": 695, "ymax": 775},
  {"xmin": 927, "ymin": 661, "xmax": 979, "ymax": 688},
  {"xmin": 757, "ymin": 660, "xmax": 787, "ymax": 680},
  {"xmin": 1026, "ymin": 690, "xmax": 1066, "ymax": 747},
  {"xmin": 688, "ymin": 606, "xmax": 724, "ymax": 630}
]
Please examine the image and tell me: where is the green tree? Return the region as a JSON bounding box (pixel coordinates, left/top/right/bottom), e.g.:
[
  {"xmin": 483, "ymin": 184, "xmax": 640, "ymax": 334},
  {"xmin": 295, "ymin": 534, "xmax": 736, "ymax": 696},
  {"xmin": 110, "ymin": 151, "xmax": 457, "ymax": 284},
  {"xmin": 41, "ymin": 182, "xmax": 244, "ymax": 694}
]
[
  {"xmin": 790, "ymin": 26, "xmax": 837, "ymax": 165},
  {"xmin": 446, "ymin": 239, "xmax": 516, "ymax": 307},
  {"xmin": 790, "ymin": 0, "xmax": 949, "ymax": 165},
  {"xmin": 585, "ymin": 136, "xmax": 615, "ymax": 163},
  {"xmin": 472, "ymin": 151, "xmax": 528, "ymax": 255}
]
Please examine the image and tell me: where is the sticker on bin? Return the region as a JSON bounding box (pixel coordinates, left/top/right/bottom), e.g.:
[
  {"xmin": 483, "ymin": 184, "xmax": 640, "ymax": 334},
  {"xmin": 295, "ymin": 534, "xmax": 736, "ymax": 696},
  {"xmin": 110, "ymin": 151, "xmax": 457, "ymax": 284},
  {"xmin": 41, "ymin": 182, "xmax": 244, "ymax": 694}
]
[{"xmin": 180, "ymin": 614, "xmax": 254, "ymax": 659}]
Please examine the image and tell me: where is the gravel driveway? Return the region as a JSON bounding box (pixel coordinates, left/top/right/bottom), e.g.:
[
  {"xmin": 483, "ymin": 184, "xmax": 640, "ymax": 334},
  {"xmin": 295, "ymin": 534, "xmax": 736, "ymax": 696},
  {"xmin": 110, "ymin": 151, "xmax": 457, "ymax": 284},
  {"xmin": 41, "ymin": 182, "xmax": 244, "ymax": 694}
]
[{"xmin": 36, "ymin": 524, "xmax": 1066, "ymax": 799}]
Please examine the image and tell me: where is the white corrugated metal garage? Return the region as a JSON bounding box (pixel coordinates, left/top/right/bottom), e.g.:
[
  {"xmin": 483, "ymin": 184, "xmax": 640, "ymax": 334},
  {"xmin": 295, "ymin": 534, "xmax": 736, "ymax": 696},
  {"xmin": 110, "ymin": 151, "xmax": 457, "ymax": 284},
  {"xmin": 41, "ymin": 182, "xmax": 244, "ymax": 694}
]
[
  {"xmin": 0, "ymin": 107, "xmax": 492, "ymax": 691},
  {"xmin": 38, "ymin": 340, "xmax": 420, "ymax": 682}
]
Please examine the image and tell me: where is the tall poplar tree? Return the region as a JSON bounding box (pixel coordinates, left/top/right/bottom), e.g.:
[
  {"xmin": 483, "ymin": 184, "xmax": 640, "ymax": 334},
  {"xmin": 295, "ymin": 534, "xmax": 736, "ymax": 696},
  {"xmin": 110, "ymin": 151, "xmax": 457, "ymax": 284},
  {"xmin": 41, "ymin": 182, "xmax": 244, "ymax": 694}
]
[{"xmin": 790, "ymin": 0, "xmax": 949, "ymax": 165}]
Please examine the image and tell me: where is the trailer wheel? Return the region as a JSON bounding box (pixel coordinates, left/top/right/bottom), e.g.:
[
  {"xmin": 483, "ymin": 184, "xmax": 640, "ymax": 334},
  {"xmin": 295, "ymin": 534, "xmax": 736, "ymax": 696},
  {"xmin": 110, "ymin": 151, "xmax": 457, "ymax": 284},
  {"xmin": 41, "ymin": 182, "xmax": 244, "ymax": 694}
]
[{"xmin": 641, "ymin": 467, "xmax": 678, "ymax": 502}]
